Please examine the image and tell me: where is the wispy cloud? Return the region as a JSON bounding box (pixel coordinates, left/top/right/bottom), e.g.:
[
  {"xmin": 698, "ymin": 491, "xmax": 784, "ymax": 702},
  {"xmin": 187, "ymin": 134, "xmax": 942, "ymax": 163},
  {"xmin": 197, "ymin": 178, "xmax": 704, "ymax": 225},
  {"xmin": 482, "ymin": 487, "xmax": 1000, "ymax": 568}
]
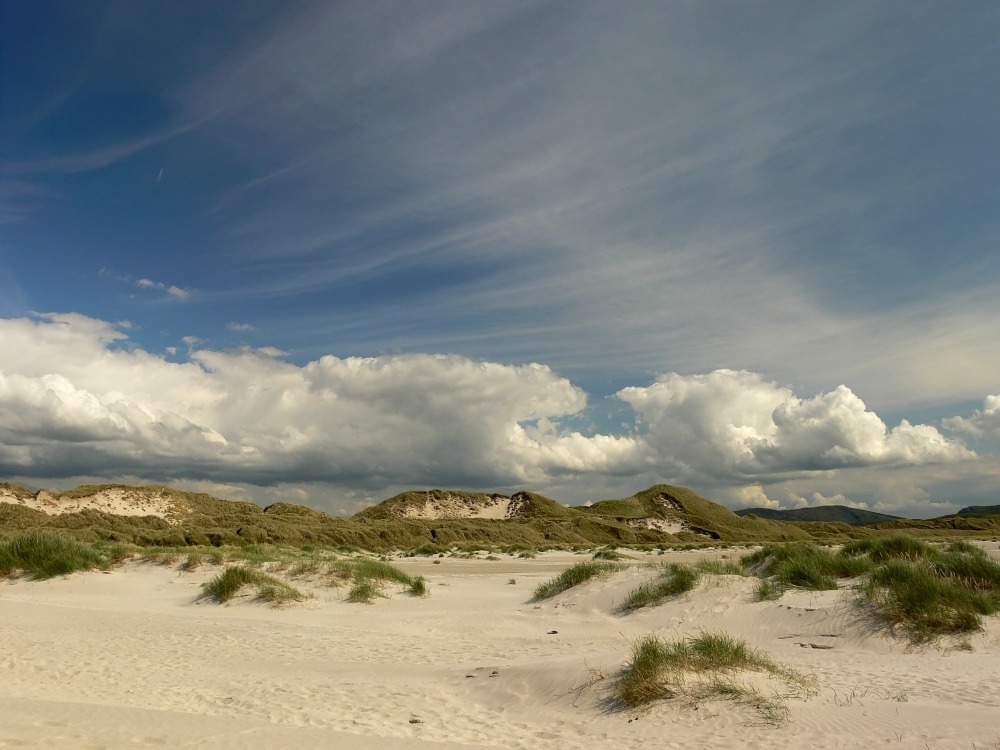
[
  {"xmin": 156, "ymin": 1, "xmax": 999, "ymax": 409},
  {"xmin": 136, "ymin": 278, "xmax": 191, "ymax": 299}
]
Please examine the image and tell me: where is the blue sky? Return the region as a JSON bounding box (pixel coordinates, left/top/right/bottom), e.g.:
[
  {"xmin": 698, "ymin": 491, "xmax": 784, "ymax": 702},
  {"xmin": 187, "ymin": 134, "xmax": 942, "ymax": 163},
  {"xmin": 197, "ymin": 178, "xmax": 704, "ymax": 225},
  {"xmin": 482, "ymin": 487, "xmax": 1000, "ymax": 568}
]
[{"xmin": 1, "ymin": 2, "xmax": 998, "ymax": 517}]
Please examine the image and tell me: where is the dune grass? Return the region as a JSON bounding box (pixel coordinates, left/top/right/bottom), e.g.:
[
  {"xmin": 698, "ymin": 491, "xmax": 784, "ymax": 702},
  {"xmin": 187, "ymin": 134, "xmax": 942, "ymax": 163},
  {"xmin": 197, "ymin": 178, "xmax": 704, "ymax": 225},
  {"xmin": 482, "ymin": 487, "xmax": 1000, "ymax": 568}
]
[
  {"xmin": 840, "ymin": 535, "xmax": 936, "ymax": 563},
  {"xmin": 326, "ymin": 557, "xmax": 429, "ymax": 601},
  {"xmin": 347, "ymin": 580, "xmax": 389, "ymax": 603},
  {"xmin": 201, "ymin": 565, "xmax": 306, "ymax": 606},
  {"xmin": 859, "ymin": 543, "xmax": 1000, "ymax": 642},
  {"xmin": 615, "ymin": 632, "xmax": 810, "ymax": 724},
  {"xmin": 742, "ymin": 541, "xmax": 872, "ymax": 600},
  {"xmin": 743, "ymin": 536, "xmax": 1000, "ymax": 642},
  {"xmin": 0, "ymin": 532, "xmax": 109, "ymax": 579},
  {"xmin": 593, "ymin": 546, "xmax": 625, "ymax": 560},
  {"xmin": 533, "ymin": 561, "xmax": 626, "ymax": 600},
  {"xmin": 693, "ymin": 558, "xmax": 746, "ymax": 576},
  {"xmin": 617, "ymin": 563, "xmax": 699, "ymax": 613}
]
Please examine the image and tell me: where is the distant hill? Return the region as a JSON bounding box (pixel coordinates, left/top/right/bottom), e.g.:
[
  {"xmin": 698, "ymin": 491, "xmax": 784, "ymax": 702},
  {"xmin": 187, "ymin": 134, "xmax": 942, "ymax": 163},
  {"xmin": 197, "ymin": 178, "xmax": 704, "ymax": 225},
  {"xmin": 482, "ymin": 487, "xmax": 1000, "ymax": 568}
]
[
  {"xmin": 957, "ymin": 505, "xmax": 1000, "ymax": 517},
  {"xmin": 734, "ymin": 506, "xmax": 903, "ymax": 526}
]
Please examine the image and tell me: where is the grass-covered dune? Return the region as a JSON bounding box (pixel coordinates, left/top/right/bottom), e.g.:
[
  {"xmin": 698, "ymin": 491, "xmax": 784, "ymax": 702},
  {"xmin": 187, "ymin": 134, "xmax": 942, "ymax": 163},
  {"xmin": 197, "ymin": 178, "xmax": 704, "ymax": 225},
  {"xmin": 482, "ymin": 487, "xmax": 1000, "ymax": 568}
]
[
  {"xmin": 580, "ymin": 485, "xmax": 823, "ymax": 543},
  {"xmin": 3, "ymin": 480, "xmax": 999, "ymax": 551}
]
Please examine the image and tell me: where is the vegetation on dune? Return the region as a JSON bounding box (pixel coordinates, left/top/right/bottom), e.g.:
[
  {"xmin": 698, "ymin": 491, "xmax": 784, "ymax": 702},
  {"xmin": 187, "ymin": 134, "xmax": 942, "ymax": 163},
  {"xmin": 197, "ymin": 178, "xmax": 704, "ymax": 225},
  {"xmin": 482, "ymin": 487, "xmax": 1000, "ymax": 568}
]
[
  {"xmin": 592, "ymin": 545, "xmax": 626, "ymax": 560},
  {"xmin": 533, "ymin": 561, "xmax": 626, "ymax": 600},
  {"xmin": 692, "ymin": 558, "xmax": 746, "ymax": 576},
  {"xmin": 615, "ymin": 632, "xmax": 811, "ymax": 724},
  {"xmin": 740, "ymin": 536, "xmax": 1000, "ymax": 642},
  {"xmin": 0, "ymin": 532, "xmax": 109, "ymax": 579},
  {"xmin": 857, "ymin": 541, "xmax": 1000, "ymax": 642},
  {"xmin": 617, "ymin": 563, "xmax": 700, "ymax": 613},
  {"xmin": 581, "ymin": 484, "xmax": 822, "ymax": 544},
  {"xmin": 201, "ymin": 565, "xmax": 306, "ymax": 605},
  {"xmin": 741, "ymin": 542, "xmax": 872, "ymax": 598},
  {"xmin": 347, "ymin": 579, "xmax": 388, "ymax": 603},
  {"xmin": 3, "ymin": 481, "xmax": 1000, "ymax": 556},
  {"xmin": 4, "ymin": 494, "xmax": 998, "ymax": 641}
]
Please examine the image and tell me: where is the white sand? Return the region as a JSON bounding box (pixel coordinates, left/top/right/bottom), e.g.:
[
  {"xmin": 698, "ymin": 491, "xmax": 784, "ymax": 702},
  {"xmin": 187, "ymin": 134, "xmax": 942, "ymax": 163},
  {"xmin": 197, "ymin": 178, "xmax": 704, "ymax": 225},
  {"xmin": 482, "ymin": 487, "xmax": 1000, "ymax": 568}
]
[{"xmin": 2, "ymin": 548, "xmax": 999, "ymax": 749}]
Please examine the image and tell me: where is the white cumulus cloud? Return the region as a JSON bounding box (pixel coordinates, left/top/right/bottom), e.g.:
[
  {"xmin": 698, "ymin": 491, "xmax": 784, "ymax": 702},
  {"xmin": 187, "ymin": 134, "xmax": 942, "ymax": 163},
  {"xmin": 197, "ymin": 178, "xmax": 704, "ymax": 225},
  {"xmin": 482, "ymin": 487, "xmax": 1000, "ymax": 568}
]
[
  {"xmin": 0, "ymin": 316, "xmax": 981, "ymax": 507},
  {"xmin": 944, "ymin": 395, "xmax": 1000, "ymax": 439},
  {"xmin": 617, "ymin": 370, "xmax": 973, "ymax": 484},
  {"xmin": 0, "ymin": 313, "xmax": 639, "ymax": 487}
]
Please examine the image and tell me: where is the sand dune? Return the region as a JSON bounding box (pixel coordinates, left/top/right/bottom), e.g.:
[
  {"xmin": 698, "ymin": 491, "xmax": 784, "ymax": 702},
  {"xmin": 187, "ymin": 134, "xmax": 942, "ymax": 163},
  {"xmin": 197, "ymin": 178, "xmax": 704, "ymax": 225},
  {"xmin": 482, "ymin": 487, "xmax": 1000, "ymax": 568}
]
[
  {"xmin": 0, "ymin": 485, "xmax": 174, "ymax": 520},
  {"xmin": 2, "ymin": 549, "xmax": 999, "ymax": 749}
]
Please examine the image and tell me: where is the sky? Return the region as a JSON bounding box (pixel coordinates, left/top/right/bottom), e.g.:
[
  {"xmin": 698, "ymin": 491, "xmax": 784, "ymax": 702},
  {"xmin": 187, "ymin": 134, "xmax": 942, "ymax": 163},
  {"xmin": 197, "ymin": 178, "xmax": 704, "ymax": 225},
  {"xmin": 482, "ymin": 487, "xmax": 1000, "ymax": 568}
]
[{"xmin": 1, "ymin": 1, "xmax": 998, "ymax": 518}]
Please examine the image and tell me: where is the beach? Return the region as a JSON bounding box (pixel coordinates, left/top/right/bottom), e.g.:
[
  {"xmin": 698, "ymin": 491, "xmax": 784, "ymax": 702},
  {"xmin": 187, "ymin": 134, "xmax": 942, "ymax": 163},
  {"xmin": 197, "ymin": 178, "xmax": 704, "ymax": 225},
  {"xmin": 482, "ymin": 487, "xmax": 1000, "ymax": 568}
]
[{"xmin": 2, "ymin": 549, "xmax": 999, "ymax": 749}]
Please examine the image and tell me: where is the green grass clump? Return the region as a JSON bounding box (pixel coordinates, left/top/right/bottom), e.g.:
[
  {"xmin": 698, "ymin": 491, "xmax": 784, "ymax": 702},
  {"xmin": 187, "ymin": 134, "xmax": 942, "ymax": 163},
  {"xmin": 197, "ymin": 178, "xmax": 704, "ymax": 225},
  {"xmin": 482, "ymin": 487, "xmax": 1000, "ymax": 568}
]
[
  {"xmin": 860, "ymin": 551, "xmax": 1000, "ymax": 642},
  {"xmin": 201, "ymin": 566, "xmax": 305, "ymax": 606},
  {"xmin": 742, "ymin": 542, "xmax": 871, "ymax": 599},
  {"xmin": 942, "ymin": 540, "xmax": 983, "ymax": 556},
  {"xmin": 533, "ymin": 561, "xmax": 625, "ymax": 600},
  {"xmin": 347, "ymin": 580, "xmax": 388, "ymax": 603},
  {"xmin": 841, "ymin": 535, "xmax": 935, "ymax": 563},
  {"xmin": 351, "ymin": 558, "xmax": 416, "ymax": 585},
  {"xmin": 618, "ymin": 564, "xmax": 699, "ymax": 613},
  {"xmin": 0, "ymin": 532, "xmax": 108, "ymax": 580},
  {"xmin": 325, "ymin": 557, "xmax": 429, "ymax": 601},
  {"xmin": 615, "ymin": 632, "xmax": 809, "ymax": 724},
  {"xmin": 754, "ymin": 577, "xmax": 783, "ymax": 601}
]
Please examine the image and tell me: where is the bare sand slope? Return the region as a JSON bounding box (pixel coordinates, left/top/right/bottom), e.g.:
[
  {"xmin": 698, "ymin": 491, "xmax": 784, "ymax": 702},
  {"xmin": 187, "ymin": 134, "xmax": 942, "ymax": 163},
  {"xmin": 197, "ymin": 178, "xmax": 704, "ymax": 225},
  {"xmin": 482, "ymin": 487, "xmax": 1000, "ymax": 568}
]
[
  {"xmin": 0, "ymin": 485, "xmax": 173, "ymax": 520},
  {"xmin": 2, "ymin": 550, "xmax": 999, "ymax": 749}
]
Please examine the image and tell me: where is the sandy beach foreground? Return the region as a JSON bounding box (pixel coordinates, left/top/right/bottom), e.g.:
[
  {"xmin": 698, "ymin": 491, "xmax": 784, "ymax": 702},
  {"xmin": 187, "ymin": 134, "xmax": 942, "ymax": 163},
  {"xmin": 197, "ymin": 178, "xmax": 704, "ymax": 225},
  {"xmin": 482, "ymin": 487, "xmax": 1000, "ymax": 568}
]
[{"xmin": 2, "ymin": 549, "xmax": 998, "ymax": 750}]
